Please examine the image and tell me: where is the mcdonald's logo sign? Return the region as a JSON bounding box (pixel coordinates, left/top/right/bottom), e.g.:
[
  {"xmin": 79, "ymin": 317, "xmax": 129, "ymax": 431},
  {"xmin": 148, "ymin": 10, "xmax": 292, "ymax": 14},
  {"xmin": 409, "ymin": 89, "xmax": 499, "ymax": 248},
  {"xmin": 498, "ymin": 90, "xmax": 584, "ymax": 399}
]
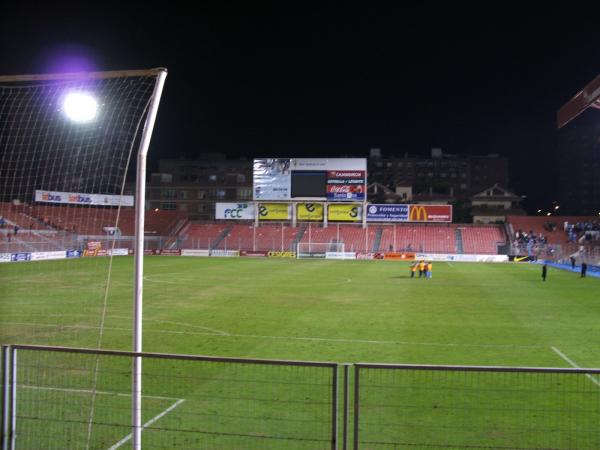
[
  {"xmin": 408, "ymin": 205, "xmax": 452, "ymax": 222},
  {"xmin": 409, "ymin": 206, "xmax": 428, "ymax": 222}
]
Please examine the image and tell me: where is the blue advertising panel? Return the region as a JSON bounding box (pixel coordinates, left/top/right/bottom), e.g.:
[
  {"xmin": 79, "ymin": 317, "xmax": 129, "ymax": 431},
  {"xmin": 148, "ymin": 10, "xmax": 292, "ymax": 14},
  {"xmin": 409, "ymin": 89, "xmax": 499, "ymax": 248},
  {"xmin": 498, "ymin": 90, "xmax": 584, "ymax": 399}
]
[
  {"xmin": 11, "ymin": 252, "xmax": 31, "ymax": 262},
  {"xmin": 366, "ymin": 204, "xmax": 409, "ymax": 222}
]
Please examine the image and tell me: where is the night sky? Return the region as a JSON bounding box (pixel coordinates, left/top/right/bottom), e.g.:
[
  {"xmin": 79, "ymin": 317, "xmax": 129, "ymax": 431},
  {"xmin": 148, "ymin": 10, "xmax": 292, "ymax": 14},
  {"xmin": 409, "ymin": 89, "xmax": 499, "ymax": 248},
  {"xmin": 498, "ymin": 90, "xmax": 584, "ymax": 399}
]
[{"xmin": 2, "ymin": 4, "xmax": 600, "ymax": 212}]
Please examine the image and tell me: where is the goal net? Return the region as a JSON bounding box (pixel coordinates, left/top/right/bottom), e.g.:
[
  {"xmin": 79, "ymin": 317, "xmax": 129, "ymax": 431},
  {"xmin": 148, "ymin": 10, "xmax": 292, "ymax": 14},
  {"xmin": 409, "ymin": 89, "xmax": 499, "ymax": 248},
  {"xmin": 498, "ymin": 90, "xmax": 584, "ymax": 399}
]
[
  {"xmin": 0, "ymin": 69, "xmax": 166, "ymax": 350},
  {"xmin": 296, "ymin": 241, "xmax": 345, "ymax": 258}
]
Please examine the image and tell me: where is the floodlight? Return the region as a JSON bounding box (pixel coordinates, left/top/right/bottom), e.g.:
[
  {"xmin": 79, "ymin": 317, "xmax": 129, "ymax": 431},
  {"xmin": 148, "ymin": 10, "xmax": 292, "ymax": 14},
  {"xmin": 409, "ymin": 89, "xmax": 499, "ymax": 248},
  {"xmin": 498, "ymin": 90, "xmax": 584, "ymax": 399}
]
[{"xmin": 63, "ymin": 91, "xmax": 98, "ymax": 122}]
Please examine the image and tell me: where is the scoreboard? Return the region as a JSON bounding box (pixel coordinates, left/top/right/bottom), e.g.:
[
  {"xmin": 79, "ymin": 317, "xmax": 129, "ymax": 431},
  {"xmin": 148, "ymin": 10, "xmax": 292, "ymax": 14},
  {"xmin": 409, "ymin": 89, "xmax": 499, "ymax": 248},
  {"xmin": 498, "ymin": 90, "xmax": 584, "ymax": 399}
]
[{"xmin": 253, "ymin": 158, "xmax": 367, "ymax": 202}]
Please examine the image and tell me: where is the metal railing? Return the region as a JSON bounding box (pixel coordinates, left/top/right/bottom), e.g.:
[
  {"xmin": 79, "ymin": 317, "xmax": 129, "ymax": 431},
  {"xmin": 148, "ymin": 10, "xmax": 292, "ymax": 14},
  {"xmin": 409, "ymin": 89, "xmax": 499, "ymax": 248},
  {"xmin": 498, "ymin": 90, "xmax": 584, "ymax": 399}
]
[
  {"xmin": 4, "ymin": 345, "xmax": 600, "ymax": 449},
  {"xmin": 2, "ymin": 345, "xmax": 338, "ymax": 450}
]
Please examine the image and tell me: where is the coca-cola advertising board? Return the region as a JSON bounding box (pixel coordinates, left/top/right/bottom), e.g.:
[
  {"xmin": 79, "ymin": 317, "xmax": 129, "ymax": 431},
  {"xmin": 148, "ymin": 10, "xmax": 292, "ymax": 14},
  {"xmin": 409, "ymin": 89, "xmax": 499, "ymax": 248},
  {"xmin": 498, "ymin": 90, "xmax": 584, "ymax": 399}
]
[{"xmin": 326, "ymin": 170, "xmax": 366, "ymax": 201}]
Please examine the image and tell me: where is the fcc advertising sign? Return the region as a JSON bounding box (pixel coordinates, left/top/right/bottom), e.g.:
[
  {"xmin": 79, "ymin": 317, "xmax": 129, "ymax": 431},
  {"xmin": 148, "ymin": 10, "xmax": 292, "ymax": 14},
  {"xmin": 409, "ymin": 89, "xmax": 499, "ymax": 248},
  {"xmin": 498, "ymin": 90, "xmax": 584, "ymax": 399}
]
[
  {"xmin": 215, "ymin": 203, "xmax": 255, "ymax": 220},
  {"xmin": 367, "ymin": 204, "xmax": 452, "ymax": 222}
]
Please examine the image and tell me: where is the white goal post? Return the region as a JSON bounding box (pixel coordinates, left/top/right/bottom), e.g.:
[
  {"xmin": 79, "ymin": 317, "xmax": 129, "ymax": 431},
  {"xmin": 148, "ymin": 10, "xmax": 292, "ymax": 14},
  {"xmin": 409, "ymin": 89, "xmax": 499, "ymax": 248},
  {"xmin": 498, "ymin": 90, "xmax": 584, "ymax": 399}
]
[{"xmin": 296, "ymin": 242, "xmax": 345, "ymax": 258}]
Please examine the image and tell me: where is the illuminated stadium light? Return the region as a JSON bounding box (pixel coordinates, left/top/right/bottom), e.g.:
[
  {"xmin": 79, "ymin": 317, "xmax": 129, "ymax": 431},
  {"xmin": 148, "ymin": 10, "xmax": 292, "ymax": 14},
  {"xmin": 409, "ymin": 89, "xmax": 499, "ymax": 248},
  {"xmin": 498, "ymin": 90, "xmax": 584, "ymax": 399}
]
[{"xmin": 63, "ymin": 91, "xmax": 98, "ymax": 122}]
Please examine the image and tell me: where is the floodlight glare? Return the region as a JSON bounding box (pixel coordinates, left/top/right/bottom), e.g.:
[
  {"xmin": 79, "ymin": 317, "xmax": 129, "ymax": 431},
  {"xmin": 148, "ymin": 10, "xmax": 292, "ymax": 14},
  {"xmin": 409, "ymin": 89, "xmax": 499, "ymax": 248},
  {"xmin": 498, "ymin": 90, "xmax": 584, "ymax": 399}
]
[{"xmin": 63, "ymin": 92, "xmax": 98, "ymax": 122}]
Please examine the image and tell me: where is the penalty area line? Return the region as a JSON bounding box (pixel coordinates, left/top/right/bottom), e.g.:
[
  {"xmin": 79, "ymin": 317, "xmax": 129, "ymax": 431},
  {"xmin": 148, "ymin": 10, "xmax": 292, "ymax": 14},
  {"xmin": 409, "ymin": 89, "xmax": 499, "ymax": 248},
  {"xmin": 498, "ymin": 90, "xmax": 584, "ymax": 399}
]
[
  {"xmin": 551, "ymin": 346, "xmax": 600, "ymax": 388},
  {"xmin": 20, "ymin": 384, "xmax": 180, "ymax": 401},
  {"xmin": 2, "ymin": 321, "xmax": 543, "ymax": 349},
  {"xmin": 107, "ymin": 398, "xmax": 185, "ymax": 450}
]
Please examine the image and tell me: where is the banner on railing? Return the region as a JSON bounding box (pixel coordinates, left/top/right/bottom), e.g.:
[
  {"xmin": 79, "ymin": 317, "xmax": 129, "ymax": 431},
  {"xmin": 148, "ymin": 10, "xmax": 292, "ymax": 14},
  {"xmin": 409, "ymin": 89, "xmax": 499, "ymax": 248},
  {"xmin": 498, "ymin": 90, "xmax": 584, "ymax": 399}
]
[
  {"xmin": 215, "ymin": 203, "xmax": 255, "ymax": 220},
  {"xmin": 366, "ymin": 204, "xmax": 452, "ymax": 222},
  {"xmin": 35, "ymin": 190, "xmax": 134, "ymax": 207},
  {"xmin": 297, "ymin": 203, "xmax": 324, "ymax": 221},
  {"xmin": 258, "ymin": 203, "xmax": 291, "ymax": 220},
  {"xmin": 328, "ymin": 204, "xmax": 362, "ymax": 222}
]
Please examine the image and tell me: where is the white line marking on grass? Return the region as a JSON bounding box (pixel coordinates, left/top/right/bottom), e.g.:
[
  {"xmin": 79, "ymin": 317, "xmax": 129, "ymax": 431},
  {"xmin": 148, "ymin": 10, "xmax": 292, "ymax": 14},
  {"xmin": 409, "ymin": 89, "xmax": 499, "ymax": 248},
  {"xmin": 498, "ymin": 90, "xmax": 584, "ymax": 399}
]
[
  {"xmin": 551, "ymin": 346, "xmax": 600, "ymax": 388},
  {"xmin": 3, "ymin": 321, "xmax": 543, "ymax": 349},
  {"xmin": 20, "ymin": 385, "xmax": 179, "ymax": 401},
  {"xmin": 143, "ymin": 275, "xmax": 183, "ymax": 285},
  {"xmin": 108, "ymin": 398, "xmax": 185, "ymax": 450},
  {"xmin": 144, "ymin": 274, "xmax": 353, "ymax": 287},
  {"xmin": 446, "ymin": 262, "xmax": 454, "ymax": 267},
  {"xmin": 152, "ymin": 320, "xmax": 230, "ymax": 335}
]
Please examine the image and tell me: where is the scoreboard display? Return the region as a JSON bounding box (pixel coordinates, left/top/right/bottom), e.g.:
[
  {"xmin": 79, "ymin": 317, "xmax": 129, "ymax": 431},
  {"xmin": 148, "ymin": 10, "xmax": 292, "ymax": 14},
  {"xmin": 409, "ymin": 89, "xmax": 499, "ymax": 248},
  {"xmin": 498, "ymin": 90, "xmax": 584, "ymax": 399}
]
[{"xmin": 253, "ymin": 158, "xmax": 367, "ymax": 202}]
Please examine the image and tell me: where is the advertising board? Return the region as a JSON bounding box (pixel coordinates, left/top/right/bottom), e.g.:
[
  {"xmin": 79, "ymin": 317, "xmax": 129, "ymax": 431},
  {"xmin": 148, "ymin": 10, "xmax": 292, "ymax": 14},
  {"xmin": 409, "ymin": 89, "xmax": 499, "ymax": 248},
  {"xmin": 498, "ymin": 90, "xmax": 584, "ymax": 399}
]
[
  {"xmin": 253, "ymin": 158, "xmax": 366, "ymax": 201},
  {"xmin": 297, "ymin": 203, "xmax": 324, "ymax": 221},
  {"xmin": 35, "ymin": 190, "xmax": 134, "ymax": 207},
  {"xmin": 215, "ymin": 203, "xmax": 255, "ymax": 220},
  {"xmin": 325, "ymin": 252, "xmax": 357, "ymax": 260},
  {"xmin": 181, "ymin": 249, "xmax": 210, "ymax": 257},
  {"xmin": 327, "ymin": 204, "xmax": 362, "ymax": 222},
  {"xmin": 253, "ymin": 159, "xmax": 291, "ymax": 200},
  {"xmin": 326, "ymin": 170, "xmax": 366, "ymax": 201},
  {"xmin": 240, "ymin": 251, "xmax": 268, "ymax": 257},
  {"xmin": 11, "ymin": 253, "xmax": 31, "ymax": 262},
  {"xmin": 366, "ymin": 204, "xmax": 452, "ymax": 222},
  {"xmin": 210, "ymin": 250, "xmax": 240, "ymax": 257},
  {"xmin": 31, "ymin": 251, "xmax": 67, "ymax": 261},
  {"xmin": 258, "ymin": 203, "xmax": 291, "ymax": 220},
  {"xmin": 267, "ymin": 251, "xmax": 296, "ymax": 258},
  {"xmin": 408, "ymin": 205, "xmax": 452, "ymax": 223},
  {"xmin": 366, "ymin": 204, "xmax": 409, "ymax": 222}
]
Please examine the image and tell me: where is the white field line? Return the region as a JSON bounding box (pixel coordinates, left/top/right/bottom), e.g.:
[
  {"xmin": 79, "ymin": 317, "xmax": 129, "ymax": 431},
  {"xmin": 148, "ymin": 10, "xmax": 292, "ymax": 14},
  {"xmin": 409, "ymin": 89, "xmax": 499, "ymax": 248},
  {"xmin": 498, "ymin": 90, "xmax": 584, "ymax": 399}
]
[
  {"xmin": 144, "ymin": 274, "xmax": 353, "ymax": 286},
  {"xmin": 107, "ymin": 398, "xmax": 185, "ymax": 450},
  {"xmin": 20, "ymin": 384, "xmax": 179, "ymax": 401},
  {"xmin": 1, "ymin": 313, "xmax": 228, "ymax": 335},
  {"xmin": 3, "ymin": 321, "xmax": 543, "ymax": 349},
  {"xmin": 551, "ymin": 346, "xmax": 600, "ymax": 388}
]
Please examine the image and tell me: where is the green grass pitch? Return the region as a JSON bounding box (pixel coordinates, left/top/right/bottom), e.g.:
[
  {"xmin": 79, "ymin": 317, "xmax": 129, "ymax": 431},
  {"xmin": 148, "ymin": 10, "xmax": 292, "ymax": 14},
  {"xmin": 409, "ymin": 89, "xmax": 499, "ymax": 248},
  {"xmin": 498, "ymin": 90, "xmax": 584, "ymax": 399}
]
[
  {"xmin": 1, "ymin": 257, "xmax": 600, "ymax": 449},
  {"xmin": 2, "ymin": 256, "xmax": 599, "ymax": 366}
]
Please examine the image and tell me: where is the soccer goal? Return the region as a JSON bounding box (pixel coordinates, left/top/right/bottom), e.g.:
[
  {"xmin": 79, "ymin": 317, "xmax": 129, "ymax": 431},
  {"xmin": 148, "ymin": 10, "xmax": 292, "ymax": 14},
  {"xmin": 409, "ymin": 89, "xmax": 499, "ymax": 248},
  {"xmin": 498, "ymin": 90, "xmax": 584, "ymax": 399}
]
[
  {"xmin": 0, "ymin": 68, "xmax": 167, "ymax": 450},
  {"xmin": 296, "ymin": 241, "xmax": 345, "ymax": 258}
]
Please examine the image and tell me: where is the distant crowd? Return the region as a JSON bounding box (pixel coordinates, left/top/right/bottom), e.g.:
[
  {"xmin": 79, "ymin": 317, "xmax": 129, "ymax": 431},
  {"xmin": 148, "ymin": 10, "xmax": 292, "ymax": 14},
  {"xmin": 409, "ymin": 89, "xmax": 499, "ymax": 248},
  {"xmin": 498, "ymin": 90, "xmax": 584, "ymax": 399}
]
[{"xmin": 564, "ymin": 220, "xmax": 600, "ymax": 243}]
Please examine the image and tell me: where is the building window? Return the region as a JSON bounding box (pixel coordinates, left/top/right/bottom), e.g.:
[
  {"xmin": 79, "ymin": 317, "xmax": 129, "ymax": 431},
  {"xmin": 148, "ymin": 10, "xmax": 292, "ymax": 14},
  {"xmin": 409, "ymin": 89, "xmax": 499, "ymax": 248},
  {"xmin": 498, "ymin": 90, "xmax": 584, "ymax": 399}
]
[
  {"xmin": 238, "ymin": 188, "xmax": 252, "ymax": 200},
  {"xmin": 161, "ymin": 202, "xmax": 177, "ymax": 210},
  {"xmin": 209, "ymin": 174, "xmax": 217, "ymax": 181},
  {"xmin": 197, "ymin": 191, "xmax": 206, "ymax": 199}
]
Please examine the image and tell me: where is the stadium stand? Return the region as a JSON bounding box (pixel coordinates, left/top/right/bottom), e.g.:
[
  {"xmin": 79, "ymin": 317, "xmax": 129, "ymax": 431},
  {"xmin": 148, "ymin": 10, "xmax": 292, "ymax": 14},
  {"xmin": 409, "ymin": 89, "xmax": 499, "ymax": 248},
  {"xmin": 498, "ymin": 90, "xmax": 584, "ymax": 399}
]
[
  {"xmin": 379, "ymin": 224, "xmax": 449, "ymax": 253},
  {"xmin": 179, "ymin": 223, "xmax": 231, "ymax": 249},
  {"xmin": 507, "ymin": 215, "xmax": 600, "ymax": 245},
  {"xmin": 460, "ymin": 225, "xmax": 506, "ymax": 254},
  {"xmin": 210, "ymin": 223, "xmax": 299, "ymax": 251}
]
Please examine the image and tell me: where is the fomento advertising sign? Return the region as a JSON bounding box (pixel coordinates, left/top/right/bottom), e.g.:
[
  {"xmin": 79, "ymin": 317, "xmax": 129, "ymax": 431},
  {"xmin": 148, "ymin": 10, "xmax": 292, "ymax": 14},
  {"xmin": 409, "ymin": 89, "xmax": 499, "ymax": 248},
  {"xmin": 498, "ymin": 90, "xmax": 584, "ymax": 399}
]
[
  {"xmin": 365, "ymin": 204, "xmax": 452, "ymax": 223},
  {"xmin": 366, "ymin": 204, "xmax": 409, "ymax": 222},
  {"xmin": 215, "ymin": 203, "xmax": 255, "ymax": 220}
]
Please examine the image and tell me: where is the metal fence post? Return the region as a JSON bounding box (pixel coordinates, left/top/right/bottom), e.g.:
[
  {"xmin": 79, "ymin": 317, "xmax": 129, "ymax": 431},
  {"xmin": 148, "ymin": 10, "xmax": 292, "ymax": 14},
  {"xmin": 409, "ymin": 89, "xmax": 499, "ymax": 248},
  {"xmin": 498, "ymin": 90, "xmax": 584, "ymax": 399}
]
[
  {"xmin": 9, "ymin": 348, "xmax": 16, "ymax": 450},
  {"xmin": 332, "ymin": 364, "xmax": 338, "ymax": 450},
  {"xmin": 343, "ymin": 364, "xmax": 350, "ymax": 450},
  {"xmin": 1, "ymin": 346, "xmax": 10, "ymax": 450},
  {"xmin": 353, "ymin": 364, "xmax": 360, "ymax": 450}
]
